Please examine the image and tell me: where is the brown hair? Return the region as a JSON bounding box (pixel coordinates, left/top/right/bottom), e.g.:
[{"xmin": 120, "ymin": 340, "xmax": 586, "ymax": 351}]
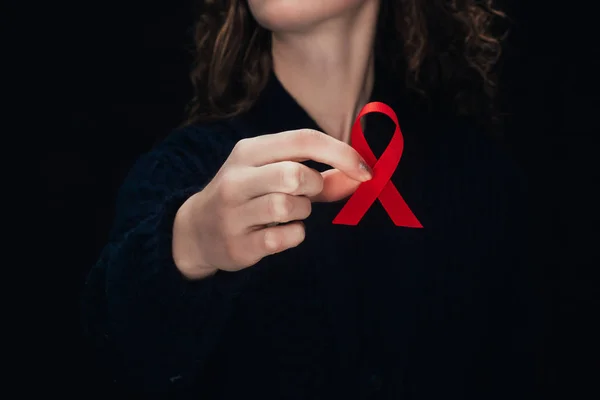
[{"xmin": 184, "ymin": 0, "xmax": 507, "ymax": 128}]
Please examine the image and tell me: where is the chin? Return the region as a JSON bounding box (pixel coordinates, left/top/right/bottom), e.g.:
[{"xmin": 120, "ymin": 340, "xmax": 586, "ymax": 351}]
[{"xmin": 248, "ymin": 0, "xmax": 369, "ymax": 32}]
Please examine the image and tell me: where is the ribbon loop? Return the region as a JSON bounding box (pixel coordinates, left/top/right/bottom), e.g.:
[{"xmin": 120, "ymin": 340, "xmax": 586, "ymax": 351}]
[{"xmin": 332, "ymin": 102, "xmax": 423, "ymax": 228}]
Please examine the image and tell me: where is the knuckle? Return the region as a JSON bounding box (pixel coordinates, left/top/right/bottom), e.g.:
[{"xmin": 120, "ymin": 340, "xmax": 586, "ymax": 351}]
[
  {"xmin": 231, "ymin": 138, "xmax": 252, "ymax": 159},
  {"xmin": 295, "ymin": 129, "xmax": 322, "ymax": 147},
  {"xmin": 279, "ymin": 162, "xmax": 304, "ymax": 193},
  {"xmin": 217, "ymin": 169, "xmax": 242, "ymax": 203},
  {"xmin": 299, "ymin": 197, "xmax": 312, "ymax": 219},
  {"xmin": 295, "ymin": 223, "xmax": 307, "ymax": 243},
  {"xmin": 267, "ymin": 193, "xmax": 293, "ymax": 222},
  {"xmin": 263, "ymin": 229, "xmax": 283, "ymax": 254},
  {"xmin": 224, "ymin": 239, "xmax": 247, "ymax": 266},
  {"xmin": 314, "ymin": 173, "xmax": 325, "ymax": 193}
]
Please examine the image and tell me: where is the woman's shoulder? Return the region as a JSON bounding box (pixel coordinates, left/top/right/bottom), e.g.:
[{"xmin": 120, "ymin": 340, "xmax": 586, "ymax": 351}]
[
  {"xmin": 137, "ymin": 118, "xmax": 250, "ymax": 172},
  {"xmin": 159, "ymin": 119, "xmax": 246, "ymax": 159},
  {"xmin": 116, "ymin": 119, "xmax": 247, "ymax": 198}
]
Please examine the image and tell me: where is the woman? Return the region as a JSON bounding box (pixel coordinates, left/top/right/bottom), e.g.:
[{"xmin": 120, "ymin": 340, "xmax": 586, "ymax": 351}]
[{"xmin": 83, "ymin": 0, "xmax": 537, "ymax": 398}]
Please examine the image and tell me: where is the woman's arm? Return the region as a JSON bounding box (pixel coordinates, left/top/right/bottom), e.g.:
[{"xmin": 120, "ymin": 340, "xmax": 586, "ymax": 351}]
[{"xmin": 81, "ymin": 126, "xmax": 250, "ymax": 394}]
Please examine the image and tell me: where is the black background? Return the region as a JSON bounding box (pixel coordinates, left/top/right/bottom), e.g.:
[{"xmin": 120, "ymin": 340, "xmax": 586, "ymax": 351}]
[{"xmin": 27, "ymin": 0, "xmax": 598, "ymax": 396}]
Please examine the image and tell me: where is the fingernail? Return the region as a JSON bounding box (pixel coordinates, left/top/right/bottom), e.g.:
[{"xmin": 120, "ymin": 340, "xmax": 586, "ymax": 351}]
[{"xmin": 359, "ymin": 161, "xmax": 373, "ymax": 181}]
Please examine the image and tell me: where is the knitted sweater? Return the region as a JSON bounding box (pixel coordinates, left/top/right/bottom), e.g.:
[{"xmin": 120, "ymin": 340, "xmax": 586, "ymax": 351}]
[{"xmin": 83, "ymin": 70, "xmax": 537, "ymax": 399}]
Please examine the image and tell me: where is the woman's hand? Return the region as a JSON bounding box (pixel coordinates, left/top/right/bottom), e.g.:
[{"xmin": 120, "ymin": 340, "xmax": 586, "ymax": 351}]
[{"xmin": 172, "ymin": 129, "xmax": 372, "ymax": 279}]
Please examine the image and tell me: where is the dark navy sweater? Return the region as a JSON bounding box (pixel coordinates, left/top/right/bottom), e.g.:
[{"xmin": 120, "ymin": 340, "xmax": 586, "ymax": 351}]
[{"xmin": 83, "ymin": 70, "xmax": 538, "ymax": 399}]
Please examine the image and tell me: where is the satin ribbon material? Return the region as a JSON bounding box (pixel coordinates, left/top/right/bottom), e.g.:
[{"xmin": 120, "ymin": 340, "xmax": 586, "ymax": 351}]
[{"xmin": 333, "ymin": 102, "xmax": 423, "ymax": 228}]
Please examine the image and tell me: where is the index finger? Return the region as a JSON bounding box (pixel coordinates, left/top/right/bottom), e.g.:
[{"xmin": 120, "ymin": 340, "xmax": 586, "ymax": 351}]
[{"xmin": 234, "ymin": 129, "xmax": 372, "ymax": 182}]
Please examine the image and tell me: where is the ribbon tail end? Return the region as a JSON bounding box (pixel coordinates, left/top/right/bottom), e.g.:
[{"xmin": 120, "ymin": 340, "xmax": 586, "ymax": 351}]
[
  {"xmin": 390, "ymin": 213, "xmax": 423, "ymax": 228},
  {"xmin": 397, "ymin": 221, "xmax": 423, "ymax": 228},
  {"xmin": 332, "ymin": 220, "xmax": 359, "ymax": 226},
  {"xmin": 332, "ymin": 215, "xmax": 360, "ymax": 226}
]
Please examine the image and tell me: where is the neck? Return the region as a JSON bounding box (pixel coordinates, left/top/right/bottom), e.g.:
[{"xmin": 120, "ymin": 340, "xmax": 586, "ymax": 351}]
[{"xmin": 271, "ymin": 0, "xmax": 379, "ymax": 143}]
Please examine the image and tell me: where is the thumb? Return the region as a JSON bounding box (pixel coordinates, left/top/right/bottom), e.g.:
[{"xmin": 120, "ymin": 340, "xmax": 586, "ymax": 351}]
[{"xmin": 310, "ymin": 169, "xmax": 365, "ymax": 203}]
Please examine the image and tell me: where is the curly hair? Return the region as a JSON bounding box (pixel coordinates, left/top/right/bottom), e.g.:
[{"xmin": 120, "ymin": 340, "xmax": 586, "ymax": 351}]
[{"xmin": 184, "ymin": 0, "xmax": 508, "ymax": 128}]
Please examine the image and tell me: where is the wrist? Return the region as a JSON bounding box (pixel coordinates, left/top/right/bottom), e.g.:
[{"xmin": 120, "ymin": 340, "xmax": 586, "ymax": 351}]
[{"xmin": 172, "ymin": 195, "xmax": 218, "ymax": 280}]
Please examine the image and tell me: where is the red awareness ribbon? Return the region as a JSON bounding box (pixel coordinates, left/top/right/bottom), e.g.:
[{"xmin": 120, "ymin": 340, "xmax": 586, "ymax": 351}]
[{"xmin": 332, "ymin": 102, "xmax": 423, "ymax": 228}]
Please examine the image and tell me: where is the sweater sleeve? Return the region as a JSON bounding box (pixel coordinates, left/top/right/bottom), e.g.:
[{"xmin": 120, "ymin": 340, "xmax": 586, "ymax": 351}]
[{"xmin": 82, "ymin": 126, "xmax": 252, "ymax": 394}]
